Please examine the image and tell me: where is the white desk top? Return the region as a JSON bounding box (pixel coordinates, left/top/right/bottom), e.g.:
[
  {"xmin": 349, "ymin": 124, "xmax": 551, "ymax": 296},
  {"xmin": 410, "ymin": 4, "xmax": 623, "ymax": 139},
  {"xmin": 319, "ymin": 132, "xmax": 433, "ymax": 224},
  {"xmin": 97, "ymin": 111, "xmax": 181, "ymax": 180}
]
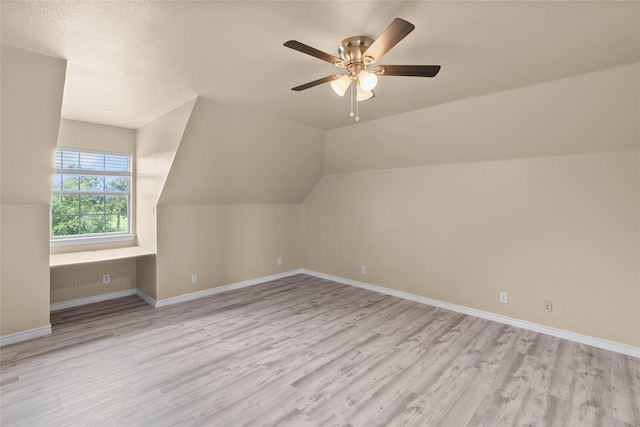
[{"xmin": 50, "ymin": 246, "xmax": 155, "ymax": 267}]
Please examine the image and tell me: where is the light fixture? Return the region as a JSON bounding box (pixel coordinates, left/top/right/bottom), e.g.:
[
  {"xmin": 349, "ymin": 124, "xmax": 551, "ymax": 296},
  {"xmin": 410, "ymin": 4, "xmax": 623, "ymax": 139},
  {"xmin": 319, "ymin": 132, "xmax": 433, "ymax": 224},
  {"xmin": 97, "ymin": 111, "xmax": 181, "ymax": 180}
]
[
  {"xmin": 332, "ymin": 67, "xmax": 377, "ymax": 122},
  {"xmin": 357, "ymin": 70, "xmax": 378, "ymax": 91},
  {"xmin": 331, "ymin": 39, "xmax": 382, "ymax": 120},
  {"xmin": 356, "ymin": 84, "xmax": 374, "ymax": 102},
  {"xmin": 330, "ymin": 74, "xmax": 351, "ymax": 96}
]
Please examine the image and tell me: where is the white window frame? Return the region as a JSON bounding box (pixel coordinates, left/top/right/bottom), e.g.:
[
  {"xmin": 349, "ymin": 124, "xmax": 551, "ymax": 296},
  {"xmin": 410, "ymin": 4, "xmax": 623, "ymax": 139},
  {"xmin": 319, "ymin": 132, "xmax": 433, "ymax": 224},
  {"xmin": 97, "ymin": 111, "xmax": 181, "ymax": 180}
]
[{"xmin": 50, "ymin": 148, "xmax": 134, "ymax": 247}]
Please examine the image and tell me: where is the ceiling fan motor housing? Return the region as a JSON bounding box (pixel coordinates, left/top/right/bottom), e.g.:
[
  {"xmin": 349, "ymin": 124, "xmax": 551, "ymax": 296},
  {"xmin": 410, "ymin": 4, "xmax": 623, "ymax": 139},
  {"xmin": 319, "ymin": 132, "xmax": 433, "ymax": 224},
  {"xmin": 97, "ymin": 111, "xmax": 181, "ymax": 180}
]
[{"xmin": 338, "ymin": 37, "xmax": 374, "ymax": 78}]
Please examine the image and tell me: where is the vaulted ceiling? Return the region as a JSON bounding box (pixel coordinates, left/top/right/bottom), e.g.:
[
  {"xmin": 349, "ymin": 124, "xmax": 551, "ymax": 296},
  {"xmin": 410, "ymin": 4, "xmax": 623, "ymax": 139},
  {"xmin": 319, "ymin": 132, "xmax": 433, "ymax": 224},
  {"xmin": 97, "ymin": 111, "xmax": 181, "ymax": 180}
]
[{"xmin": 1, "ymin": 1, "xmax": 638, "ymax": 130}]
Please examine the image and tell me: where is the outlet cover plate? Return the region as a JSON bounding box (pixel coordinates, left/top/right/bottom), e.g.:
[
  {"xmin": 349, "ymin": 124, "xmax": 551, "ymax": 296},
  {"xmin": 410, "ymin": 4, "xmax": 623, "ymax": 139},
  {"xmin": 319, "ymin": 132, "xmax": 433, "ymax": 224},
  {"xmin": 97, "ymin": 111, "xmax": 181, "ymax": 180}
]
[{"xmin": 499, "ymin": 291, "xmax": 508, "ymax": 303}]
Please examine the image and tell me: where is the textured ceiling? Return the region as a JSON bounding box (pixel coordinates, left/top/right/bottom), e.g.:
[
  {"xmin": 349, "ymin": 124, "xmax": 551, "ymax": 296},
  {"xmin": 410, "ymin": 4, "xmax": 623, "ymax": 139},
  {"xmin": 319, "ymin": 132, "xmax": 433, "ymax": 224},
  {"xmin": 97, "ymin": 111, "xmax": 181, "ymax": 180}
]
[{"xmin": 1, "ymin": 1, "xmax": 639, "ymax": 130}]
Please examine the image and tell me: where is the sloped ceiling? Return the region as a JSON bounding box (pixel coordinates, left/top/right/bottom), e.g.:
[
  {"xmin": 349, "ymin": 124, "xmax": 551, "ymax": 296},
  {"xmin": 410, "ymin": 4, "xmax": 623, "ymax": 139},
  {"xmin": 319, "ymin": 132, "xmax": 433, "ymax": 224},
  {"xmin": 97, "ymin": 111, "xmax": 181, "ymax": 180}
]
[
  {"xmin": 1, "ymin": 1, "xmax": 638, "ymax": 130},
  {"xmin": 158, "ymin": 97, "xmax": 326, "ymax": 205},
  {"xmin": 325, "ymin": 64, "xmax": 640, "ymax": 173}
]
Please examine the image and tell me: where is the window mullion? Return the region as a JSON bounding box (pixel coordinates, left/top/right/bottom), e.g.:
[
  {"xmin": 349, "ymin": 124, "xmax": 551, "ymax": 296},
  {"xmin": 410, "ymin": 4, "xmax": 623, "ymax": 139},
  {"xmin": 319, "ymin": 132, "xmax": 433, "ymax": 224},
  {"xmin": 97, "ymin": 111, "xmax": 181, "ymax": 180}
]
[
  {"xmin": 52, "ymin": 191, "xmax": 127, "ymax": 196},
  {"xmin": 77, "ymin": 192, "xmax": 81, "ymax": 235}
]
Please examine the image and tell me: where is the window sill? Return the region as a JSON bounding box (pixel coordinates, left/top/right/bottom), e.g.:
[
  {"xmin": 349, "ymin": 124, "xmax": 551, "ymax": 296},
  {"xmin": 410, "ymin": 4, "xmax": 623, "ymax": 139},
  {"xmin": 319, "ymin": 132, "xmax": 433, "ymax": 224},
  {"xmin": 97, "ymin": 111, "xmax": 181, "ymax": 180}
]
[{"xmin": 51, "ymin": 233, "xmax": 135, "ymax": 248}]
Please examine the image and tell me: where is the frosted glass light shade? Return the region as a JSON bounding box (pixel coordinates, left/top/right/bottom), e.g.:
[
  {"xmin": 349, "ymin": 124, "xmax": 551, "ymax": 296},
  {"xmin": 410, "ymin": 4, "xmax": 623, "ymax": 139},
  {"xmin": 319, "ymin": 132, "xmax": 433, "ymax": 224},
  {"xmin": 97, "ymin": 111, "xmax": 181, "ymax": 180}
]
[
  {"xmin": 330, "ymin": 74, "xmax": 351, "ymax": 96},
  {"xmin": 358, "ymin": 70, "xmax": 378, "ymax": 91},
  {"xmin": 356, "ymin": 84, "xmax": 374, "ymax": 101}
]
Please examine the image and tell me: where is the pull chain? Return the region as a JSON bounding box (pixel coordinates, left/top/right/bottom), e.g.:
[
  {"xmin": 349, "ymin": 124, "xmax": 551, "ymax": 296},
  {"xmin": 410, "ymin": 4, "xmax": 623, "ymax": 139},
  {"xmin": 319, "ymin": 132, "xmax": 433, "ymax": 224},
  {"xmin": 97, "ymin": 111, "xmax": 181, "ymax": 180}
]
[
  {"xmin": 349, "ymin": 82, "xmax": 354, "ymax": 118},
  {"xmin": 347, "ymin": 81, "xmax": 361, "ymax": 122}
]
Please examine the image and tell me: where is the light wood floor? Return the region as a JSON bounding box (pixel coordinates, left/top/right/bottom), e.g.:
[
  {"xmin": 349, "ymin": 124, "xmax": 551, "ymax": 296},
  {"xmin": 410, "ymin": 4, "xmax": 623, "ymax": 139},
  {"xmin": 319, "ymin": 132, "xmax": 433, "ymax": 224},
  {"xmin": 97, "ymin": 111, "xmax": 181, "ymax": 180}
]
[{"xmin": 1, "ymin": 274, "xmax": 638, "ymax": 426}]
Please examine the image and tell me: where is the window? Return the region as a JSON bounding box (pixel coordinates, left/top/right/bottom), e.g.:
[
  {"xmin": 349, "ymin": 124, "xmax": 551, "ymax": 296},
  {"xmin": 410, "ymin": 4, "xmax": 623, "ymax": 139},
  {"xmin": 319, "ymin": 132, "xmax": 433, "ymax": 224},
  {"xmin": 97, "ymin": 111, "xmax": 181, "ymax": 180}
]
[{"xmin": 51, "ymin": 148, "xmax": 132, "ymax": 241}]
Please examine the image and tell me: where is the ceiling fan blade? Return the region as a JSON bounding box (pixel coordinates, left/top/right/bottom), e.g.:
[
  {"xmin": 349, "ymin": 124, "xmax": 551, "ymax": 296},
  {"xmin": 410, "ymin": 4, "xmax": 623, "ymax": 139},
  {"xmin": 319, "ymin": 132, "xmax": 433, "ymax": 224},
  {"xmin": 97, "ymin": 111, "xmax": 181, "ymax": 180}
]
[
  {"xmin": 363, "ymin": 18, "xmax": 415, "ymax": 64},
  {"xmin": 284, "ymin": 40, "xmax": 344, "ymax": 67},
  {"xmin": 291, "ymin": 74, "xmax": 343, "ymax": 91},
  {"xmin": 375, "ymin": 65, "xmax": 441, "ymax": 77}
]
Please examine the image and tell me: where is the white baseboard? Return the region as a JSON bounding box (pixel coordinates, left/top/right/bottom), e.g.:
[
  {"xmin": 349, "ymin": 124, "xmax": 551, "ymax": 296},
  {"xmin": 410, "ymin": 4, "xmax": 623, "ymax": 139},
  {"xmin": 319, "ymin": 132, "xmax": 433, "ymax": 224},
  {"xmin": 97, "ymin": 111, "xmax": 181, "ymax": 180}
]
[
  {"xmin": 302, "ymin": 269, "xmax": 640, "ymax": 358},
  {"xmin": 135, "ymin": 288, "xmax": 157, "ymax": 308},
  {"xmin": 50, "ymin": 288, "xmax": 137, "ymax": 312},
  {"xmin": 0, "ymin": 324, "xmax": 52, "ymax": 347},
  {"xmin": 140, "ymin": 269, "xmax": 304, "ymax": 308}
]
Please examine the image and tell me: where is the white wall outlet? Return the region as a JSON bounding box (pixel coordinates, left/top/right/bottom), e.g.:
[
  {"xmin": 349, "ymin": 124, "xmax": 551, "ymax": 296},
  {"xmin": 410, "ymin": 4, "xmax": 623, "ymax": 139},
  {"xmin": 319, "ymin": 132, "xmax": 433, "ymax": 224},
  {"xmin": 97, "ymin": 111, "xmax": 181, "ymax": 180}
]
[
  {"xmin": 277, "ymin": 258, "xmax": 282, "ymax": 266},
  {"xmin": 360, "ymin": 265, "xmax": 366, "ymax": 274},
  {"xmin": 544, "ymin": 300, "xmax": 553, "ymax": 312},
  {"xmin": 103, "ymin": 274, "xmax": 110, "ymax": 284},
  {"xmin": 499, "ymin": 291, "xmax": 508, "ymax": 303},
  {"xmin": 191, "ymin": 273, "xmax": 198, "ymax": 283}
]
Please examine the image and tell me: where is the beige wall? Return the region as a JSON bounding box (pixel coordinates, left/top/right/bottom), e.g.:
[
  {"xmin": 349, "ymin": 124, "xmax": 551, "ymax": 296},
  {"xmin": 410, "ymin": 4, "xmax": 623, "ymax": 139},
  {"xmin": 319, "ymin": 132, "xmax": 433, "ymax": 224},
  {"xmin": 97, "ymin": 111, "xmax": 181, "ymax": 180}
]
[
  {"xmin": 50, "ymin": 259, "xmax": 136, "ymax": 304},
  {"xmin": 136, "ymin": 98, "xmax": 196, "ymax": 252},
  {"xmin": 1, "ymin": 46, "xmax": 67, "ymax": 204},
  {"xmin": 1, "ymin": 205, "xmax": 52, "ymax": 334},
  {"xmin": 136, "ymin": 255, "xmax": 157, "ymax": 299},
  {"xmin": 305, "ymin": 65, "xmax": 640, "ymax": 347},
  {"xmin": 1, "ymin": 46, "xmax": 66, "ymax": 335},
  {"xmin": 156, "ymin": 204, "xmax": 302, "ymax": 300},
  {"xmin": 58, "ymin": 119, "xmax": 136, "ymax": 155},
  {"xmin": 153, "ymin": 98, "xmax": 325, "ymax": 301},
  {"xmin": 134, "ymin": 98, "xmax": 196, "ymax": 299},
  {"xmin": 303, "ymin": 151, "xmax": 639, "ymax": 346}
]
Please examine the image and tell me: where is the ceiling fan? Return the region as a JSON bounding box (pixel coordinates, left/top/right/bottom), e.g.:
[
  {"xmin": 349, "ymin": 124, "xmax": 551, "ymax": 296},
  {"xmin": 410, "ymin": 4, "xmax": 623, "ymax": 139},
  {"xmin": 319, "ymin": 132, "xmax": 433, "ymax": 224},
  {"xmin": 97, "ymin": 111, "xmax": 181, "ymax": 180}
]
[{"xmin": 284, "ymin": 18, "xmax": 441, "ymax": 120}]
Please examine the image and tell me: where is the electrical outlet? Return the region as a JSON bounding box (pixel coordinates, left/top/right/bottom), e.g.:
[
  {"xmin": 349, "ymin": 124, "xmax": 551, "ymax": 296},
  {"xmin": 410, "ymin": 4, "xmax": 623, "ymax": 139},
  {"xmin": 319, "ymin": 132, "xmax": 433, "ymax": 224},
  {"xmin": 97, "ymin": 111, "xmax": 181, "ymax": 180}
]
[
  {"xmin": 544, "ymin": 300, "xmax": 553, "ymax": 312},
  {"xmin": 74, "ymin": 278, "xmax": 81, "ymax": 287},
  {"xmin": 277, "ymin": 258, "xmax": 282, "ymax": 266},
  {"xmin": 191, "ymin": 273, "xmax": 197, "ymax": 283},
  {"xmin": 499, "ymin": 291, "xmax": 508, "ymax": 303},
  {"xmin": 103, "ymin": 274, "xmax": 110, "ymax": 284},
  {"xmin": 360, "ymin": 265, "xmax": 366, "ymax": 274}
]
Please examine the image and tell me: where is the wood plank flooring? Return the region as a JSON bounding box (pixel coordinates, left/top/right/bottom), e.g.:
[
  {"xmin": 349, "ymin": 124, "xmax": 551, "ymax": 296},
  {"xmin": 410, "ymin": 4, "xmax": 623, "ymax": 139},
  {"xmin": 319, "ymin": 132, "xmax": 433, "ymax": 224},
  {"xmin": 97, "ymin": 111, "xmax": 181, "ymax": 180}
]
[{"xmin": 1, "ymin": 274, "xmax": 638, "ymax": 426}]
